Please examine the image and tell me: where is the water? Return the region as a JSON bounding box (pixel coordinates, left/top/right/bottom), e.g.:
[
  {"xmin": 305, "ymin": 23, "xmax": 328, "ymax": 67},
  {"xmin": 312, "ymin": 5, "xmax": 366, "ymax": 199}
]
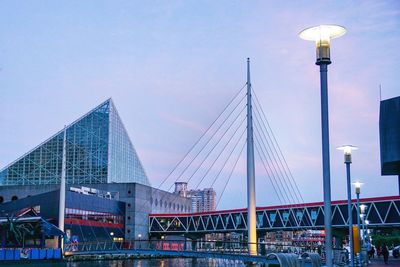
[{"xmin": 1, "ymin": 258, "xmax": 256, "ymax": 267}]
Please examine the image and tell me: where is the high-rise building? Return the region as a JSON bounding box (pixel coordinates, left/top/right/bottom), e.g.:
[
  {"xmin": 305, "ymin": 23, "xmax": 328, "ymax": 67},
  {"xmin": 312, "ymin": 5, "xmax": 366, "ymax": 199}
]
[
  {"xmin": 187, "ymin": 188, "xmax": 216, "ymax": 212},
  {"xmin": 173, "ymin": 183, "xmax": 216, "ymax": 212},
  {"xmin": 0, "ymin": 99, "xmax": 150, "ymax": 186}
]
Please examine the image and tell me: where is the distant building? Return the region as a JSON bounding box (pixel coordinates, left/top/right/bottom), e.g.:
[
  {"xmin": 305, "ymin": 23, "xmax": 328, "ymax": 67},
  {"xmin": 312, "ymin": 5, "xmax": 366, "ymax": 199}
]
[
  {"xmin": 174, "ymin": 182, "xmax": 216, "ymax": 212},
  {"xmin": 188, "ymin": 188, "xmax": 216, "ymax": 212}
]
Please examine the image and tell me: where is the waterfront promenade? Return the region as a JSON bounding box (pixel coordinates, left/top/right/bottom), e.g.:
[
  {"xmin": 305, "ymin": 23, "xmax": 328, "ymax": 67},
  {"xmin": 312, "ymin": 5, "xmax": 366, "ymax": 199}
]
[{"xmin": 370, "ymin": 257, "xmax": 400, "ymax": 266}]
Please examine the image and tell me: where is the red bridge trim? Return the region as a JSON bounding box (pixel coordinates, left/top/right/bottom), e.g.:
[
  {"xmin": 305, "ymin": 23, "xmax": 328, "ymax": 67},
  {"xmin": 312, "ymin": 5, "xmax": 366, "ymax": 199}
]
[
  {"xmin": 65, "ymin": 218, "xmax": 124, "ymax": 229},
  {"xmin": 149, "ymin": 195, "xmax": 400, "ymax": 217}
]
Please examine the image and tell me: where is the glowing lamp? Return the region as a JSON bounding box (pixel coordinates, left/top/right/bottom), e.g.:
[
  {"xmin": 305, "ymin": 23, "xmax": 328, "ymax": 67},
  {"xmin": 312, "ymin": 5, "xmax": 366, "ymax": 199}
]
[
  {"xmin": 299, "ymin": 25, "xmax": 346, "ymax": 65},
  {"xmin": 353, "ymin": 181, "xmax": 363, "ymax": 194},
  {"xmin": 360, "ymin": 204, "xmax": 368, "ymax": 214},
  {"xmin": 337, "ymin": 145, "xmax": 358, "ymax": 163}
]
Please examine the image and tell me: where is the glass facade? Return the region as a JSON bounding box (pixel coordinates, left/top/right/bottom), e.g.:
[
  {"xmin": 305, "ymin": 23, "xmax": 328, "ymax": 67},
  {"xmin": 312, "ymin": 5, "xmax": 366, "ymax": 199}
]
[
  {"xmin": 108, "ymin": 103, "xmax": 148, "ymax": 184},
  {"xmin": 0, "ymin": 99, "xmax": 150, "ymax": 186}
]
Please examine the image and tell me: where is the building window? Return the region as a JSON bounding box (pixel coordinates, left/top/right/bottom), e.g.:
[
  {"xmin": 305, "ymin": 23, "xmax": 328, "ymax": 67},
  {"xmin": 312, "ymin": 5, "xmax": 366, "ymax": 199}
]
[
  {"xmin": 127, "ymin": 203, "xmax": 131, "ymax": 208},
  {"xmin": 155, "ymin": 199, "xmax": 158, "ymax": 207},
  {"xmin": 128, "ymin": 216, "xmax": 131, "ymax": 220},
  {"xmin": 128, "ymin": 190, "xmax": 131, "ymax": 195}
]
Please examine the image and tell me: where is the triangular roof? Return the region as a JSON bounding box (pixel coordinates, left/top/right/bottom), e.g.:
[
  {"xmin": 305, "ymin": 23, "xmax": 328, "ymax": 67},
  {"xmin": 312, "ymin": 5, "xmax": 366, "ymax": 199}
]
[{"xmin": 0, "ymin": 99, "xmax": 150, "ymax": 186}]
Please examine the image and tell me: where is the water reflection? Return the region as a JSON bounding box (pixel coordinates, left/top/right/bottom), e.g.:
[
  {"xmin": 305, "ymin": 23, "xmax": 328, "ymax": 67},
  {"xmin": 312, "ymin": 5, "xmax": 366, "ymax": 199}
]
[{"xmin": 2, "ymin": 258, "xmax": 258, "ymax": 267}]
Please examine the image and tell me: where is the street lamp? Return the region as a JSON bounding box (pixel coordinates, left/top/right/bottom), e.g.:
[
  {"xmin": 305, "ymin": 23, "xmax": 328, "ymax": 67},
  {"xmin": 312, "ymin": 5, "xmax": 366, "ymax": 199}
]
[
  {"xmin": 365, "ymin": 220, "xmax": 370, "ymax": 242},
  {"xmin": 360, "ymin": 205, "xmax": 368, "ymax": 242},
  {"xmin": 337, "ymin": 145, "xmax": 358, "ymax": 267},
  {"xmin": 353, "ymin": 181, "xmax": 364, "ymax": 265},
  {"xmin": 300, "ymin": 24, "xmax": 347, "ymax": 267},
  {"xmin": 138, "ymin": 233, "xmax": 142, "ymax": 249}
]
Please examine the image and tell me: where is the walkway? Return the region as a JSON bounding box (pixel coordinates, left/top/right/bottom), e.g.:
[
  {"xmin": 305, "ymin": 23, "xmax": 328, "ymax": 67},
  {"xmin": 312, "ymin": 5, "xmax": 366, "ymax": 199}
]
[{"xmin": 369, "ymin": 257, "xmax": 400, "ymax": 266}]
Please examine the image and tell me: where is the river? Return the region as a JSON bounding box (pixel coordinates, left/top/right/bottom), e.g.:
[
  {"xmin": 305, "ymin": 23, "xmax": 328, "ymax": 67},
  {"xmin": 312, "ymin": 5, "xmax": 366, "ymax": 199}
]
[{"xmin": 2, "ymin": 258, "xmax": 256, "ymax": 266}]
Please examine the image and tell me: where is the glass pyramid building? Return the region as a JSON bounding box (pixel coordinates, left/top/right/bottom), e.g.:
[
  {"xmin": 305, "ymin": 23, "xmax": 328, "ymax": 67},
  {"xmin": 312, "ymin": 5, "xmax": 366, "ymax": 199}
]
[{"xmin": 0, "ymin": 99, "xmax": 150, "ymax": 186}]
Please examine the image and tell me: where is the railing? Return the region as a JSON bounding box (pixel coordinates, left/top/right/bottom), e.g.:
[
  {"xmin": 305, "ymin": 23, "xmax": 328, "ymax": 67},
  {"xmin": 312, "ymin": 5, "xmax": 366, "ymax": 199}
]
[{"xmin": 65, "ymin": 239, "xmax": 348, "ymax": 266}]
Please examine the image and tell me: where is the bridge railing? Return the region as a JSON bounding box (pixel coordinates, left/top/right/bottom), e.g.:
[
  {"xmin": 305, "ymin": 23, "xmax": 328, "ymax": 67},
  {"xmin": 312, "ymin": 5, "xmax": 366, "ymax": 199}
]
[{"xmin": 65, "ymin": 239, "xmax": 348, "ymax": 266}]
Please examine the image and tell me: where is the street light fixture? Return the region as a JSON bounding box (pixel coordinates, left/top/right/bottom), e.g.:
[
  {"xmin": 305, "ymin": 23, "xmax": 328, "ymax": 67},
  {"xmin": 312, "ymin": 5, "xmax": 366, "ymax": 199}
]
[
  {"xmin": 353, "ymin": 181, "xmax": 364, "ymax": 266},
  {"xmin": 337, "ymin": 145, "xmax": 358, "ymax": 267},
  {"xmin": 299, "ymin": 24, "xmax": 346, "ymax": 267},
  {"xmin": 360, "ymin": 204, "xmax": 368, "ymax": 215}
]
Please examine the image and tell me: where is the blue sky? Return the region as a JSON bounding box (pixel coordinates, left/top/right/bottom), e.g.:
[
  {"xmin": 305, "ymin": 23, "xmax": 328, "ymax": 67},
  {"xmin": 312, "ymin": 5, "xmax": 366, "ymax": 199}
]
[{"xmin": 0, "ymin": 1, "xmax": 399, "ymax": 209}]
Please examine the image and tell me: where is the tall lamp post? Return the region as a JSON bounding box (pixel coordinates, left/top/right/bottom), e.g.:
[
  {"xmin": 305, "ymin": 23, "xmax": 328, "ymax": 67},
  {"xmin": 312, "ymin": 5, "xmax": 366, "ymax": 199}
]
[
  {"xmin": 360, "ymin": 205, "xmax": 368, "ymax": 243},
  {"xmin": 365, "ymin": 220, "xmax": 370, "ymax": 243},
  {"xmin": 299, "ymin": 24, "xmax": 347, "ymax": 267},
  {"xmin": 337, "ymin": 145, "xmax": 358, "ymax": 267},
  {"xmin": 354, "ymin": 181, "xmax": 363, "ymax": 266}
]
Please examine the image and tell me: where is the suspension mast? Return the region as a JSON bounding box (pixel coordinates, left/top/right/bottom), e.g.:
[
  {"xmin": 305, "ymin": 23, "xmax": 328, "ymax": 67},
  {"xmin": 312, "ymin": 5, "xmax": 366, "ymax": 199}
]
[{"xmin": 246, "ymin": 58, "xmax": 257, "ymax": 255}]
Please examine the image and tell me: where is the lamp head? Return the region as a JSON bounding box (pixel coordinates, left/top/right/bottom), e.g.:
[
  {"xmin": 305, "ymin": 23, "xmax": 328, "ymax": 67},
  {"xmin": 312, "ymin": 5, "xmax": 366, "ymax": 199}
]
[
  {"xmin": 337, "ymin": 145, "xmax": 358, "ymax": 163},
  {"xmin": 360, "ymin": 204, "xmax": 368, "ymax": 214},
  {"xmin": 353, "ymin": 181, "xmax": 363, "ymax": 194},
  {"xmin": 299, "ymin": 24, "xmax": 346, "ymax": 65}
]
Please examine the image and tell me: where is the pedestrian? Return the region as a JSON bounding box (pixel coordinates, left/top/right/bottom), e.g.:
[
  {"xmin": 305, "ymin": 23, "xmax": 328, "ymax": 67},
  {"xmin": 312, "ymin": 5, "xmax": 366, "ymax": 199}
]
[
  {"xmin": 366, "ymin": 240, "xmax": 372, "ymax": 261},
  {"xmin": 377, "ymin": 245, "xmax": 382, "ymax": 258},
  {"xmin": 371, "ymin": 245, "xmax": 375, "ymax": 259},
  {"xmin": 382, "ymin": 243, "xmax": 389, "ymax": 265}
]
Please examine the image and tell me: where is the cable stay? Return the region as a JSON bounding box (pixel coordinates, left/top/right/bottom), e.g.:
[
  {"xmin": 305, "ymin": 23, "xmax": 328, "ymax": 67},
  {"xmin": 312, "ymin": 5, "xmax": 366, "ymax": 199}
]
[
  {"xmin": 156, "ymin": 83, "xmax": 246, "ymax": 191},
  {"xmin": 252, "ymin": 87, "xmax": 314, "ymax": 228},
  {"xmin": 216, "ymin": 140, "xmax": 246, "ymax": 209},
  {"xmin": 165, "ymin": 95, "xmax": 246, "ymax": 192},
  {"xmin": 253, "ymin": 90, "xmax": 304, "ymax": 203}
]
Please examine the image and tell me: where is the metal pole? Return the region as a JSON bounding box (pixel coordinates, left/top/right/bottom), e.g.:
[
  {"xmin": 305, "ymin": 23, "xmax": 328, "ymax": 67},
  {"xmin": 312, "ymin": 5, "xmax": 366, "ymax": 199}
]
[
  {"xmin": 319, "ymin": 63, "xmax": 333, "ymax": 267},
  {"xmin": 356, "ymin": 192, "xmax": 362, "ymax": 266},
  {"xmin": 246, "ymin": 58, "xmax": 257, "ymax": 256},
  {"xmin": 361, "ymin": 216, "xmax": 365, "ymax": 244},
  {"xmin": 398, "ymin": 175, "xmax": 400, "ymax": 195},
  {"xmin": 345, "ymin": 162, "xmax": 354, "ymax": 267},
  {"xmin": 58, "ymin": 126, "xmax": 67, "ymax": 252}
]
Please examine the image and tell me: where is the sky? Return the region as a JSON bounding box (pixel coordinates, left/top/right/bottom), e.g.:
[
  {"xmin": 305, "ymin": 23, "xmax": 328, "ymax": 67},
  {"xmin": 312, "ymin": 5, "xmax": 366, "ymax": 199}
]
[{"xmin": 0, "ymin": 1, "xmax": 399, "ymax": 210}]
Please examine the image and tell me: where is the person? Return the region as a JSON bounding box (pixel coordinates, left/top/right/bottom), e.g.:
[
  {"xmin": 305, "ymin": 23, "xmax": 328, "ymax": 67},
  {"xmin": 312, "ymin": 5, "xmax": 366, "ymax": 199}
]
[
  {"xmin": 366, "ymin": 240, "xmax": 372, "ymax": 260},
  {"xmin": 377, "ymin": 245, "xmax": 382, "ymax": 258},
  {"xmin": 382, "ymin": 243, "xmax": 389, "ymax": 265},
  {"xmin": 370, "ymin": 245, "xmax": 375, "ymax": 259}
]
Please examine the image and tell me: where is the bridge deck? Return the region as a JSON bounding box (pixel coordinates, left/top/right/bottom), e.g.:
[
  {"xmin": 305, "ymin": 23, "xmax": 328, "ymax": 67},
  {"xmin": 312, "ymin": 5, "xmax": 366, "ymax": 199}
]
[{"xmin": 68, "ymin": 249, "xmax": 280, "ymax": 264}]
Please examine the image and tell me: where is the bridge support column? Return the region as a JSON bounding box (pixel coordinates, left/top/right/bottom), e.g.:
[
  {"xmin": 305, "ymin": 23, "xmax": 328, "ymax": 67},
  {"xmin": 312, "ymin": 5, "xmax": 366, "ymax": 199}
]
[{"xmin": 246, "ymin": 58, "xmax": 257, "ymax": 256}]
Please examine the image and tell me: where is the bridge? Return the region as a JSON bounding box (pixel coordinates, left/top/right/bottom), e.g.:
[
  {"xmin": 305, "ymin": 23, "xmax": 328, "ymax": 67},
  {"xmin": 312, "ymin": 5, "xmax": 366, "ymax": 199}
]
[{"xmin": 149, "ymin": 196, "xmax": 400, "ymax": 234}]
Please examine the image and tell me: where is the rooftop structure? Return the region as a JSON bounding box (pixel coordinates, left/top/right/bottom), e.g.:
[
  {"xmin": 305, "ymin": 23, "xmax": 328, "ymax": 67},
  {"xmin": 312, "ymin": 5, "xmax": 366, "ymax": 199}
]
[{"xmin": 0, "ymin": 99, "xmax": 150, "ymax": 186}]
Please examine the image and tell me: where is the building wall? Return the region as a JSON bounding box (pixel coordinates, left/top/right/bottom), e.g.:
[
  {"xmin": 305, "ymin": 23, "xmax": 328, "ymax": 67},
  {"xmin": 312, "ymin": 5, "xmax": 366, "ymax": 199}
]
[
  {"xmin": 0, "ymin": 183, "xmax": 191, "ymax": 241},
  {"xmin": 380, "ymin": 96, "xmax": 400, "ymax": 175},
  {"xmin": 0, "ymin": 190, "xmax": 125, "ymax": 242}
]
